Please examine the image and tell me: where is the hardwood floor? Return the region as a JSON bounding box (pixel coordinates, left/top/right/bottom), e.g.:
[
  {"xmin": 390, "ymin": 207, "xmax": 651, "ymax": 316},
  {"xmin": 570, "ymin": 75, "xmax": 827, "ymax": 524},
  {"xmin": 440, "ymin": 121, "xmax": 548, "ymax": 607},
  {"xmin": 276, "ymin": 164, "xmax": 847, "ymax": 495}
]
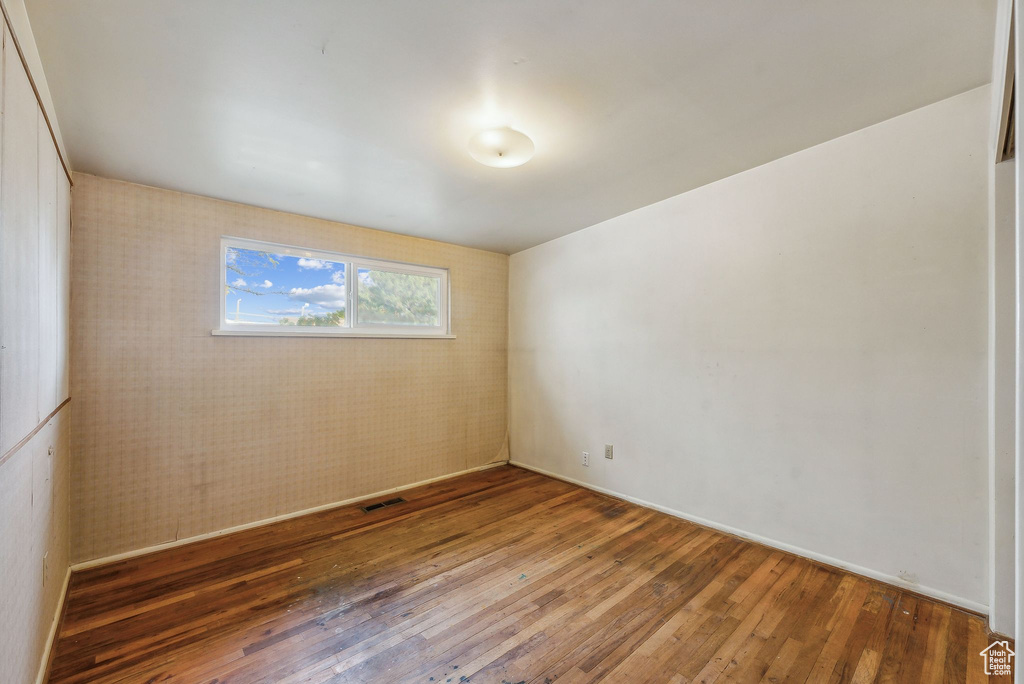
[{"xmin": 48, "ymin": 465, "xmax": 1010, "ymax": 683}]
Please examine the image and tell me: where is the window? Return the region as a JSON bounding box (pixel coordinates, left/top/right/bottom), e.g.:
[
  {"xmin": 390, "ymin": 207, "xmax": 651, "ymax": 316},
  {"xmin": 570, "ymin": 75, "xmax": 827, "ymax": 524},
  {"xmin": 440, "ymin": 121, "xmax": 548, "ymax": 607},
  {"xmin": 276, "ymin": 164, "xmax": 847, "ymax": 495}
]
[{"xmin": 216, "ymin": 237, "xmax": 450, "ymax": 337}]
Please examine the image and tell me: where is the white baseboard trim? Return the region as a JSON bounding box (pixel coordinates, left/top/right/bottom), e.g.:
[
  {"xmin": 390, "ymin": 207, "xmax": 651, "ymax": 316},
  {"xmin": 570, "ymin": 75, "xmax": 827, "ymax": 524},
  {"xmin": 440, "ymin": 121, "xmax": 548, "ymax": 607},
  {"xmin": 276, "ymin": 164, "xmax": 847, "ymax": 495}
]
[
  {"xmin": 71, "ymin": 461, "xmax": 508, "ymax": 572},
  {"xmin": 509, "ymin": 460, "xmax": 988, "ymax": 616},
  {"xmin": 35, "ymin": 565, "xmax": 72, "ymax": 684}
]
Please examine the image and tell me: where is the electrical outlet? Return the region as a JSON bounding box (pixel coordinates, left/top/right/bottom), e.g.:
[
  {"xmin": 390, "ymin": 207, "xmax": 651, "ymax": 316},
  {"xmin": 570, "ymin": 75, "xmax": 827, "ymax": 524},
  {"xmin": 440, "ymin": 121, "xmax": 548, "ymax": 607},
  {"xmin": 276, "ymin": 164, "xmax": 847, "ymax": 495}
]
[
  {"xmin": 582, "ymin": 451, "xmax": 590, "ymax": 467},
  {"xmin": 605, "ymin": 444, "xmax": 613, "ymax": 459}
]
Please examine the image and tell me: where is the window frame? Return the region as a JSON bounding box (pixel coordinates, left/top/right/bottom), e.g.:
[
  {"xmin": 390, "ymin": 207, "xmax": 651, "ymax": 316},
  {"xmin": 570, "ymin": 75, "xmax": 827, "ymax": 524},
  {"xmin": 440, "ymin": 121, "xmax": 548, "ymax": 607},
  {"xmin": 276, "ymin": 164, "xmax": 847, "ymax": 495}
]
[{"xmin": 215, "ymin": 236, "xmax": 452, "ymax": 338}]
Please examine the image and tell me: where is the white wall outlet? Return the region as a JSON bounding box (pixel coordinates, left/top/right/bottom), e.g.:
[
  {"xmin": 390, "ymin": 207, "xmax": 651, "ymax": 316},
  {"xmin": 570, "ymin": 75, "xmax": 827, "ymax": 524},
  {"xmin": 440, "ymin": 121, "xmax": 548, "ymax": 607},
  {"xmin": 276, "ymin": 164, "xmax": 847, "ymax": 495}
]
[
  {"xmin": 582, "ymin": 451, "xmax": 590, "ymax": 467},
  {"xmin": 605, "ymin": 444, "xmax": 613, "ymax": 459}
]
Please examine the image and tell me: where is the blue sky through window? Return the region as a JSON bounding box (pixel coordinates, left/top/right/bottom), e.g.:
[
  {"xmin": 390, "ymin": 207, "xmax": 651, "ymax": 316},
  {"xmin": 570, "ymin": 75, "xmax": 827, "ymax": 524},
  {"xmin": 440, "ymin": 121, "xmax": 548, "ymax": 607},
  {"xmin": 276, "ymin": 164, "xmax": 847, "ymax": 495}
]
[{"xmin": 225, "ymin": 247, "xmax": 346, "ymax": 325}]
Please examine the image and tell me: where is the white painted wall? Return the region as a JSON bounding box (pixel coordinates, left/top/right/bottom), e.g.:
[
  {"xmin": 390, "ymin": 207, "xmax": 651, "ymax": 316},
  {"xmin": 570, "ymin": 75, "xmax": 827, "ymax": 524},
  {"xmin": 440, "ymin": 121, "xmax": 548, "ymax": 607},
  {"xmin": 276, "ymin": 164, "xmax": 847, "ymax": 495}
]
[
  {"xmin": 510, "ymin": 86, "xmax": 991, "ymax": 610},
  {"xmin": 987, "ymin": 0, "xmax": 1016, "ymax": 639}
]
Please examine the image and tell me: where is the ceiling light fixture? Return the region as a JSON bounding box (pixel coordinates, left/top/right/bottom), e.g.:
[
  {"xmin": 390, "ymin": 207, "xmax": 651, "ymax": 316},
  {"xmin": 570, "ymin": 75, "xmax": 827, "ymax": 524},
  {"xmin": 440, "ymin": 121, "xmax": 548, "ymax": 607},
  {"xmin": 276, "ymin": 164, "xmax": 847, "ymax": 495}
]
[{"xmin": 467, "ymin": 126, "xmax": 535, "ymax": 168}]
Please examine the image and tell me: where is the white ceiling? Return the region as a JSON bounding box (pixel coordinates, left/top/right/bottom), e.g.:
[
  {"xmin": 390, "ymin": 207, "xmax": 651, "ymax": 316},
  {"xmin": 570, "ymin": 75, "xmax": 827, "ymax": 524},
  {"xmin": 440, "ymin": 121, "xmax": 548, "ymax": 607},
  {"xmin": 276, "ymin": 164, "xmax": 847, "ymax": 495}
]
[{"xmin": 27, "ymin": 0, "xmax": 995, "ymax": 254}]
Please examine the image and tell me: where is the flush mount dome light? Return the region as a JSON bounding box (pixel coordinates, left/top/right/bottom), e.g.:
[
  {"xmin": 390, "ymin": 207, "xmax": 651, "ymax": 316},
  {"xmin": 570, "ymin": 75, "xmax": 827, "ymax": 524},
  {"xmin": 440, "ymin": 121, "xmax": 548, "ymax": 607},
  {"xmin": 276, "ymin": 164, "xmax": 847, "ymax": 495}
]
[{"xmin": 467, "ymin": 127, "xmax": 535, "ymax": 168}]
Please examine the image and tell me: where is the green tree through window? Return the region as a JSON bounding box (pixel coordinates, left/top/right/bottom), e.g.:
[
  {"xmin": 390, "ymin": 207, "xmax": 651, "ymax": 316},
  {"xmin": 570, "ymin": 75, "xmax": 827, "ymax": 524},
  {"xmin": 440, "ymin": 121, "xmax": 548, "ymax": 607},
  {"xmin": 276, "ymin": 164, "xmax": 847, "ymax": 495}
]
[{"xmin": 357, "ymin": 269, "xmax": 439, "ymax": 326}]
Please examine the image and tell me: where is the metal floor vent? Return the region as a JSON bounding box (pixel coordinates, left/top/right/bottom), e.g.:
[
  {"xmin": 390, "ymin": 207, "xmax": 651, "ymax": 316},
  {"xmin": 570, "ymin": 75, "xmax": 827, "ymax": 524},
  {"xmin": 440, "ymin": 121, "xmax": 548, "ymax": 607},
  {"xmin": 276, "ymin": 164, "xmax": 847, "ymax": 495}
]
[{"xmin": 360, "ymin": 497, "xmax": 406, "ymax": 513}]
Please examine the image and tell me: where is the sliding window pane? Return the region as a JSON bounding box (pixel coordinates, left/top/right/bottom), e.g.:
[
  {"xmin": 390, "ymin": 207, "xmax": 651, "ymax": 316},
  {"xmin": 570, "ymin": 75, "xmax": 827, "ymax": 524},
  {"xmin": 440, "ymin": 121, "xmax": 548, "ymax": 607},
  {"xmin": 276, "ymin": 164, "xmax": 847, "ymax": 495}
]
[
  {"xmin": 225, "ymin": 247, "xmax": 346, "ymax": 327},
  {"xmin": 356, "ymin": 268, "xmax": 441, "ymax": 326}
]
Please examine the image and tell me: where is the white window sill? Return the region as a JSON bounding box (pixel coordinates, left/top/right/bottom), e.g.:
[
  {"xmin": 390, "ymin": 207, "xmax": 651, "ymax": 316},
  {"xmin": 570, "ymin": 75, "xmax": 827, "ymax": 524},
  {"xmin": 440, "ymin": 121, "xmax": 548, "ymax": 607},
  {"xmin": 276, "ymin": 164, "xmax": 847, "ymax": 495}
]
[{"xmin": 212, "ymin": 329, "xmax": 455, "ymax": 339}]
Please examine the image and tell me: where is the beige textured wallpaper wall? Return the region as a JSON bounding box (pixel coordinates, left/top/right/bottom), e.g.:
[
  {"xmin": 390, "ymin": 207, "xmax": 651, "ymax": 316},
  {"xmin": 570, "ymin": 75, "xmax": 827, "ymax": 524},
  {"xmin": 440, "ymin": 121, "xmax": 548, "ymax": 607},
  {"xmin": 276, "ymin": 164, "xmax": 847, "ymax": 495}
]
[{"xmin": 71, "ymin": 173, "xmax": 509, "ymax": 563}]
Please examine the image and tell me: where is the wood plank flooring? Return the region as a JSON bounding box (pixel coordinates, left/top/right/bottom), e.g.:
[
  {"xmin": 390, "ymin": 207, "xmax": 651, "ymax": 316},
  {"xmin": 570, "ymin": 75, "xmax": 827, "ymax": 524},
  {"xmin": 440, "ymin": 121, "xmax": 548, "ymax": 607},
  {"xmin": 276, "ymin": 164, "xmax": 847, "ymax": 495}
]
[{"xmin": 47, "ymin": 465, "xmax": 1011, "ymax": 683}]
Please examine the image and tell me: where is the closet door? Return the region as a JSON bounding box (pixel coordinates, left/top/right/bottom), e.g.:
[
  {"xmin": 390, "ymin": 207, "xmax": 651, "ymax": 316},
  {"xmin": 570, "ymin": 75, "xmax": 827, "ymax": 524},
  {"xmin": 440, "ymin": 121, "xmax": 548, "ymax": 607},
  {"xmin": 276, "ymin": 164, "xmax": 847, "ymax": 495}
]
[
  {"xmin": 56, "ymin": 165, "xmax": 70, "ymax": 402},
  {"xmin": 0, "ymin": 23, "xmax": 40, "ymax": 454},
  {"xmin": 38, "ymin": 110, "xmax": 58, "ymax": 417}
]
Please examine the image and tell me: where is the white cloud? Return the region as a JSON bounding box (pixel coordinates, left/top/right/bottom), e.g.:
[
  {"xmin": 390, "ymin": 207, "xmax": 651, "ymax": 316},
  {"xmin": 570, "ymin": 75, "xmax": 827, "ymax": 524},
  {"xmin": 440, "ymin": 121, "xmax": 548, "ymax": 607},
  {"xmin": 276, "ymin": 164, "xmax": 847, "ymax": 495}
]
[
  {"xmin": 287, "ymin": 284, "xmax": 346, "ymax": 309},
  {"xmin": 266, "ymin": 308, "xmax": 303, "ymax": 315},
  {"xmin": 297, "ymin": 258, "xmax": 331, "ymax": 270},
  {"xmin": 331, "ymin": 270, "xmax": 345, "ymax": 285},
  {"xmin": 231, "ymin": 277, "xmax": 247, "ymax": 287},
  {"xmin": 260, "ymin": 280, "xmax": 273, "ymax": 288}
]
